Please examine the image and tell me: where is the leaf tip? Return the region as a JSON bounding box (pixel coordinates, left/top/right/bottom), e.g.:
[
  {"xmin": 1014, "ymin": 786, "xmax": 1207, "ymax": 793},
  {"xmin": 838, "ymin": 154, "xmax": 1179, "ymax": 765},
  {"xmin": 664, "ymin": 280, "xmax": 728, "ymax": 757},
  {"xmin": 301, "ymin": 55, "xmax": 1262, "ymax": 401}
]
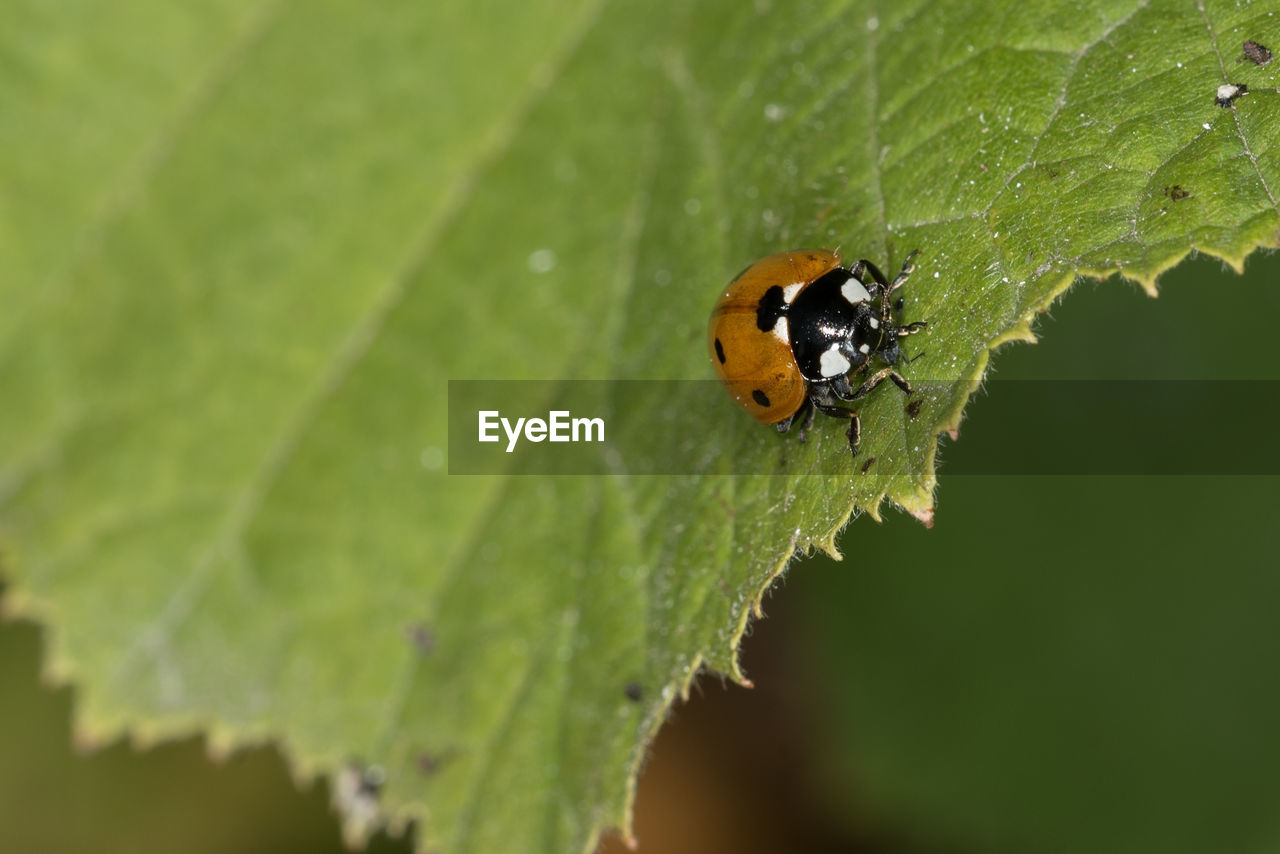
[
  {"xmin": 909, "ymin": 505, "xmax": 935, "ymax": 529},
  {"xmin": 332, "ymin": 762, "xmax": 388, "ymax": 850},
  {"xmin": 990, "ymin": 317, "xmax": 1038, "ymax": 349},
  {"xmin": 204, "ymin": 724, "xmax": 239, "ymax": 762},
  {"xmin": 71, "ymin": 727, "xmax": 107, "ymax": 756},
  {"xmin": 0, "ymin": 584, "xmax": 26, "ymax": 623}
]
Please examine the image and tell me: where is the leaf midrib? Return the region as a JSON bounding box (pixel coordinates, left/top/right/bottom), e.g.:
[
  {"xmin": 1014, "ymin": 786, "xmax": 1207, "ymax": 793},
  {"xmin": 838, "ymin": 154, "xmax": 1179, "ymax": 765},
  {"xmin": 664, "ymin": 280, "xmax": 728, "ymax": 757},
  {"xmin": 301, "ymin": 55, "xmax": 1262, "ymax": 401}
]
[{"xmin": 108, "ymin": 0, "xmax": 615, "ymax": 690}]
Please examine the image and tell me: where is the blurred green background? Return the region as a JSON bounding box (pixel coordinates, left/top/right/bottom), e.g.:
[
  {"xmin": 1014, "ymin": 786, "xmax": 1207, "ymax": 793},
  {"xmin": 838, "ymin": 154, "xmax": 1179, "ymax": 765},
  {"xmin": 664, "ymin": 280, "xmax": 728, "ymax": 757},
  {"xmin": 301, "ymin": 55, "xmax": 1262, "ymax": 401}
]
[{"xmin": 3, "ymin": 248, "xmax": 1279, "ymax": 851}]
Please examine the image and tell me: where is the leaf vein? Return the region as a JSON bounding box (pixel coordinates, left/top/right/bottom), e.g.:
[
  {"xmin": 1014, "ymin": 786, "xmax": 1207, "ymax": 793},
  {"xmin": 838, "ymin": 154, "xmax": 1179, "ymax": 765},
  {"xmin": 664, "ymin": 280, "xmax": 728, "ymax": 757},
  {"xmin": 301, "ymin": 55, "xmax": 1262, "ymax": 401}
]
[
  {"xmin": 987, "ymin": 0, "xmax": 1153, "ymax": 217},
  {"xmin": 36, "ymin": 0, "xmax": 291, "ymax": 308},
  {"xmin": 1195, "ymin": 0, "xmax": 1280, "ymax": 214},
  {"xmin": 109, "ymin": 0, "xmax": 612, "ymax": 686}
]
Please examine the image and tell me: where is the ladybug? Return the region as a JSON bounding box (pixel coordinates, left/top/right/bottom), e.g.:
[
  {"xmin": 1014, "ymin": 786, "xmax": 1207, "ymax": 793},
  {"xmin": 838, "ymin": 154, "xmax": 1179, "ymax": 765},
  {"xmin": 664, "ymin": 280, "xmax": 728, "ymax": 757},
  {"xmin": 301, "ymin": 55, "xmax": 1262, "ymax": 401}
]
[{"xmin": 708, "ymin": 248, "xmax": 926, "ymax": 456}]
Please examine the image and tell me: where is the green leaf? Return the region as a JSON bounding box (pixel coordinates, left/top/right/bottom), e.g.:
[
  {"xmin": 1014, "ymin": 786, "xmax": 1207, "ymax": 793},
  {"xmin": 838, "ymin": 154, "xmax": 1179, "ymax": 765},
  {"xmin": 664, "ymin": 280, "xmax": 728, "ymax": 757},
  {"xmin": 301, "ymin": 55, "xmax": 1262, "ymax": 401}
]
[{"xmin": 1, "ymin": 1, "xmax": 1276, "ymax": 853}]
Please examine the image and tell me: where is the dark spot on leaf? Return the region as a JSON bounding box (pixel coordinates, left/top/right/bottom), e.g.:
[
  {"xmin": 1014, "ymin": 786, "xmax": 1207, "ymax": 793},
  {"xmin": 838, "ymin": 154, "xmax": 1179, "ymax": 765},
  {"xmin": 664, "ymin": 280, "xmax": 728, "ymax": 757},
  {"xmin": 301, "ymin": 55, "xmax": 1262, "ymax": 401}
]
[
  {"xmin": 416, "ymin": 748, "xmax": 459, "ymax": 775},
  {"xmin": 1165, "ymin": 185, "xmax": 1191, "ymax": 202},
  {"xmin": 624, "ymin": 682, "xmax": 643, "ymax": 702},
  {"xmin": 906, "ymin": 398, "xmax": 923, "ymax": 419},
  {"xmin": 1241, "ymin": 39, "xmax": 1272, "ymax": 66},
  {"xmin": 406, "ymin": 623, "xmax": 435, "ymax": 654},
  {"xmin": 860, "ymin": 456, "xmax": 876, "ymax": 474},
  {"xmin": 714, "ymin": 337, "xmax": 726, "ymax": 364},
  {"xmin": 752, "ymin": 389, "xmax": 770, "ymax": 408}
]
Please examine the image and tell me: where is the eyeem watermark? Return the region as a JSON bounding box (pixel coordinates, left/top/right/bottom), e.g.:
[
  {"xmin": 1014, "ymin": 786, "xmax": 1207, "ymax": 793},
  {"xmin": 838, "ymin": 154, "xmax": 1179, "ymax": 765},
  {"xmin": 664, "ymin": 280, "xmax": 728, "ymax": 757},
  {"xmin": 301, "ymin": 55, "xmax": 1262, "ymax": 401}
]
[
  {"xmin": 478, "ymin": 410, "xmax": 605, "ymax": 453},
  {"xmin": 449, "ymin": 379, "xmax": 1280, "ymax": 475}
]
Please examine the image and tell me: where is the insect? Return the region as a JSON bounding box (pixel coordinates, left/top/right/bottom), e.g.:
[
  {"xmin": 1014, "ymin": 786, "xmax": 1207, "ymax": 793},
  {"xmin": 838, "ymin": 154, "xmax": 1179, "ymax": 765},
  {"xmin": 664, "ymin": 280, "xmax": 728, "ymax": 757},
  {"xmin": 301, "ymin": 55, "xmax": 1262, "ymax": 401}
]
[
  {"xmin": 708, "ymin": 248, "xmax": 926, "ymax": 456},
  {"xmin": 1215, "ymin": 82, "xmax": 1248, "ymax": 107},
  {"xmin": 1240, "ymin": 39, "xmax": 1272, "ymax": 66}
]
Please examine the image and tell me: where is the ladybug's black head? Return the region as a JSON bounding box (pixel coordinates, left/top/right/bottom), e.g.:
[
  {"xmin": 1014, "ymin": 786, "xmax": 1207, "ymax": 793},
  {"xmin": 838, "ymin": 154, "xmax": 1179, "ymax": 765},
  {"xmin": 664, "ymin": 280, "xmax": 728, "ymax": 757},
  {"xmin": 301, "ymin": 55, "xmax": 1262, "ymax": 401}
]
[
  {"xmin": 877, "ymin": 330, "xmax": 903, "ymax": 365},
  {"xmin": 848, "ymin": 307, "xmax": 900, "ymax": 366}
]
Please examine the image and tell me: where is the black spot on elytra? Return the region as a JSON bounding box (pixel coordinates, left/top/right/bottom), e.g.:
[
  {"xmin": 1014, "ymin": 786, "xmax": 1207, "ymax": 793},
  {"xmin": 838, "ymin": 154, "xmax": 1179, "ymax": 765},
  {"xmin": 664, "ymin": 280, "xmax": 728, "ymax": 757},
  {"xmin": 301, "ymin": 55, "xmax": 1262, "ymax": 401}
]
[
  {"xmin": 624, "ymin": 682, "xmax": 643, "ymax": 702},
  {"xmin": 714, "ymin": 337, "xmax": 726, "ymax": 364},
  {"xmin": 756, "ymin": 285, "xmax": 786, "ymax": 331},
  {"xmin": 752, "ymin": 389, "xmax": 770, "ymax": 408}
]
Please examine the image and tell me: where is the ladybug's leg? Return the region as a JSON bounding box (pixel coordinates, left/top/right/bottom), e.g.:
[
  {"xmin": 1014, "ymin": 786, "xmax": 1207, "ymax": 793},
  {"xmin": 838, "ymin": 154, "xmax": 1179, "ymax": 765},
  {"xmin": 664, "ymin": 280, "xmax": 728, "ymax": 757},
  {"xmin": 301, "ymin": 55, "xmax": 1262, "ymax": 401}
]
[
  {"xmin": 815, "ymin": 405, "xmax": 861, "ymax": 455},
  {"xmin": 822, "ymin": 369, "xmax": 912, "ymax": 455},
  {"xmin": 809, "ymin": 382, "xmax": 862, "ymax": 455},
  {"xmin": 774, "ymin": 407, "xmax": 799, "ymax": 434},
  {"xmin": 811, "ymin": 400, "xmax": 861, "ymax": 454},
  {"xmin": 897, "ymin": 321, "xmax": 927, "ymax": 337},
  {"xmin": 775, "ymin": 398, "xmax": 817, "ymax": 443},
  {"xmin": 847, "ymin": 413, "xmax": 861, "ymax": 454},
  {"xmin": 796, "ymin": 400, "xmax": 817, "ymax": 443},
  {"xmin": 851, "ymin": 259, "xmax": 889, "ymax": 287},
  {"xmin": 847, "ymin": 367, "xmax": 912, "ymax": 402},
  {"xmin": 829, "ymin": 372, "xmax": 855, "ymax": 400},
  {"xmin": 810, "ymin": 380, "xmax": 847, "ymax": 412},
  {"xmin": 888, "ymin": 250, "xmax": 919, "ymax": 292},
  {"xmin": 881, "ymin": 250, "xmax": 920, "ymax": 327}
]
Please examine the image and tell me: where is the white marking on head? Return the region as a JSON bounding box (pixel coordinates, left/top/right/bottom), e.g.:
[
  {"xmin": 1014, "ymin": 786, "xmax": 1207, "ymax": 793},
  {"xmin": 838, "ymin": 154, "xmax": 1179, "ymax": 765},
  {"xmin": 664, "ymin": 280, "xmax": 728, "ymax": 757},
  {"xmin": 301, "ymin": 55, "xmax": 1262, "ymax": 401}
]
[
  {"xmin": 782, "ymin": 283, "xmax": 804, "ymax": 303},
  {"xmin": 841, "ymin": 277, "xmax": 871, "ymax": 304},
  {"xmin": 772, "ymin": 316, "xmax": 789, "ymax": 343},
  {"xmin": 858, "ymin": 343, "xmax": 871, "ymax": 355},
  {"xmin": 868, "ymin": 316, "xmax": 880, "ymax": 329},
  {"xmin": 819, "ymin": 344, "xmax": 851, "ymax": 377}
]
